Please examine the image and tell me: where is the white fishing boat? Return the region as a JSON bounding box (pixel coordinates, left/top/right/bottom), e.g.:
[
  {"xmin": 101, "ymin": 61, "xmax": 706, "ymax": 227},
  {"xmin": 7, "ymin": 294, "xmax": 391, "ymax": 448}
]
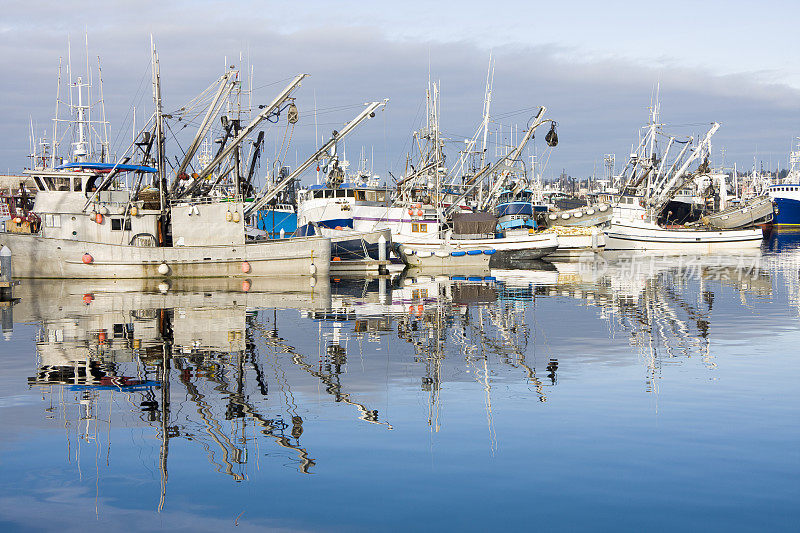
[
  {"xmin": 602, "ymin": 98, "xmax": 763, "ymax": 252},
  {"xmin": 605, "ymin": 194, "xmax": 763, "ymax": 251},
  {"xmin": 0, "ymin": 47, "xmax": 332, "ymax": 279}
]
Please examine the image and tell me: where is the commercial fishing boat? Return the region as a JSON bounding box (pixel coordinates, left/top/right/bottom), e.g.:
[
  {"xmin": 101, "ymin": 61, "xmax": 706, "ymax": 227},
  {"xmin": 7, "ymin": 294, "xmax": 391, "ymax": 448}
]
[
  {"xmin": 767, "ymin": 138, "xmax": 800, "ymax": 229},
  {"xmin": 0, "ymin": 47, "xmax": 332, "ymax": 278},
  {"xmin": 603, "ymin": 100, "xmax": 763, "ymax": 251}
]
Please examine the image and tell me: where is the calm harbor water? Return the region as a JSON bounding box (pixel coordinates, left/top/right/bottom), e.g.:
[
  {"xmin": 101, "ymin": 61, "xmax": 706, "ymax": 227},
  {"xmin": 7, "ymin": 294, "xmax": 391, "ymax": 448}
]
[{"xmin": 1, "ymin": 235, "xmax": 799, "ymax": 531}]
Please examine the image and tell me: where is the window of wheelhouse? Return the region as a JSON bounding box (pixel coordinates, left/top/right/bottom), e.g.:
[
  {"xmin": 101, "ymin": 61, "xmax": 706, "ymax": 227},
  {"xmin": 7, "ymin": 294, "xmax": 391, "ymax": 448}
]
[
  {"xmin": 33, "ymin": 176, "xmax": 46, "ymax": 191},
  {"xmin": 355, "ymin": 190, "xmax": 366, "ymax": 201},
  {"xmin": 73, "ymin": 177, "xmax": 82, "ymax": 192},
  {"xmin": 376, "ymin": 191, "xmax": 386, "ymax": 203},
  {"xmin": 43, "ymin": 176, "xmax": 70, "ymax": 191}
]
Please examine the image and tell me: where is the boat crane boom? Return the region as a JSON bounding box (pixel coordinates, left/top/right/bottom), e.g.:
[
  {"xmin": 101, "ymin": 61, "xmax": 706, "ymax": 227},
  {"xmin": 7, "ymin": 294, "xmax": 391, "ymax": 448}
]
[
  {"xmin": 244, "ymin": 99, "xmax": 388, "ymax": 217},
  {"xmin": 195, "ymin": 74, "xmax": 308, "ymax": 182}
]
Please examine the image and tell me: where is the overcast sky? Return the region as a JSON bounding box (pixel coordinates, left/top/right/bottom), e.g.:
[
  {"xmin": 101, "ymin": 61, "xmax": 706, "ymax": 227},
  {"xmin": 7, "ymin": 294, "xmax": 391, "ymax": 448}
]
[{"xmin": 1, "ymin": 0, "xmax": 799, "ymax": 182}]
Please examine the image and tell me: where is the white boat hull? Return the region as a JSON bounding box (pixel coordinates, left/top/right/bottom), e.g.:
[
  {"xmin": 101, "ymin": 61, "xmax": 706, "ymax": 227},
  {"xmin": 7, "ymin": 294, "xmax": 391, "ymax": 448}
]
[
  {"xmin": 397, "ymin": 232, "xmax": 559, "ymax": 260},
  {"xmin": 604, "ymin": 222, "xmax": 764, "ymax": 252},
  {"xmin": 0, "ymin": 233, "xmax": 331, "ymax": 278}
]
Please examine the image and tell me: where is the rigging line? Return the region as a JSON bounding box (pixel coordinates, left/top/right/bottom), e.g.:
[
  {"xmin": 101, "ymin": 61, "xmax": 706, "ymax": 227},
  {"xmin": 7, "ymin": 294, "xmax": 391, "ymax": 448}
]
[{"xmin": 109, "ymin": 57, "xmax": 153, "ymax": 155}]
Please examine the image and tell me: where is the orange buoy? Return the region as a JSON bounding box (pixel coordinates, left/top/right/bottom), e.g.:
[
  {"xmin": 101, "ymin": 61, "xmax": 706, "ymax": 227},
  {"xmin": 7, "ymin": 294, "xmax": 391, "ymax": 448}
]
[
  {"xmin": 98, "ymin": 330, "xmax": 107, "ymax": 343},
  {"xmin": 82, "ymin": 253, "xmax": 93, "ymax": 264},
  {"xmin": 334, "ymin": 226, "xmax": 343, "ymax": 230},
  {"xmin": 332, "ymin": 256, "xmax": 341, "ymax": 261},
  {"xmin": 241, "ymin": 261, "xmax": 251, "ymax": 274},
  {"xmin": 82, "ymin": 293, "xmax": 94, "ymax": 304},
  {"xmin": 416, "ymin": 209, "xmax": 423, "ymax": 216},
  {"xmin": 95, "ymin": 213, "xmax": 103, "ymax": 224},
  {"xmin": 241, "ymin": 279, "xmax": 251, "ymax": 292},
  {"xmin": 408, "ymin": 209, "xmax": 414, "ymax": 216},
  {"xmin": 416, "ymin": 304, "xmax": 424, "ymax": 316}
]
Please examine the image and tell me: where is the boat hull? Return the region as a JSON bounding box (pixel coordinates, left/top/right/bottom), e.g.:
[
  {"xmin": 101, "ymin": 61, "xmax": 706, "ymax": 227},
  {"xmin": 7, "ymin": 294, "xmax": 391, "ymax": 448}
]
[
  {"xmin": 0, "ymin": 233, "xmax": 331, "ymax": 278},
  {"xmin": 704, "ymin": 196, "xmax": 773, "ymax": 229},
  {"xmin": 604, "ymin": 223, "xmax": 764, "ymax": 252},
  {"xmin": 772, "ymin": 196, "xmax": 800, "ymax": 227}
]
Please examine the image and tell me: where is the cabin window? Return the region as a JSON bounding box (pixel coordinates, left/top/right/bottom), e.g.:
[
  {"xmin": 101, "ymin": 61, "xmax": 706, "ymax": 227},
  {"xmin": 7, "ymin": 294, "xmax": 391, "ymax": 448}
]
[
  {"xmin": 44, "ymin": 177, "xmax": 70, "ymax": 191},
  {"xmin": 33, "ymin": 176, "xmax": 45, "ymax": 191},
  {"xmin": 411, "ymin": 223, "xmax": 427, "ymax": 233},
  {"xmin": 346, "ymin": 190, "xmax": 355, "ymax": 198},
  {"xmin": 376, "ymin": 191, "xmax": 386, "ymax": 202},
  {"xmin": 366, "ymin": 191, "xmax": 376, "ymax": 202},
  {"xmin": 324, "ymin": 189, "xmax": 334, "ymax": 198},
  {"xmin": 355, "ymin": 190, "xmax": 366, "ymax": 201},
  {"xmin": 111, "ymin": 218, "xmax": 131, "ymax": 231},
  {"xmin": 336, "ymin": 189, "xmax": 346, "ymax": 198},
  {"xmin": 73, "ymin": 178, "xmax": 82, "ymax": 192},
  {"xmin": 44, "ymin": 214, "xmax": 61, "ymax": 228},
  {"xmin": 313, "ymin": 190, "xmax": 323, "ymax": 199}
]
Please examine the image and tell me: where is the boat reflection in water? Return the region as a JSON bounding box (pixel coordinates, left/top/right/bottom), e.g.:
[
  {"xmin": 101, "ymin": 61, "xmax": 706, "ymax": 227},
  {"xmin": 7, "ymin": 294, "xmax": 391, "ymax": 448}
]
[{"xmin": 10, "ymin": 248, "xmax": 792, "ymax": 514}]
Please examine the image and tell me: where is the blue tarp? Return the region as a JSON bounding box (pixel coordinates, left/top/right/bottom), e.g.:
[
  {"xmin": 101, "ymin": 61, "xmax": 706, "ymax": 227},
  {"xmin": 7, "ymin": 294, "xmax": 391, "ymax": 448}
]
[{"xmin": 56, "ymin": 162, "xmax": 158, "ymax": 173}]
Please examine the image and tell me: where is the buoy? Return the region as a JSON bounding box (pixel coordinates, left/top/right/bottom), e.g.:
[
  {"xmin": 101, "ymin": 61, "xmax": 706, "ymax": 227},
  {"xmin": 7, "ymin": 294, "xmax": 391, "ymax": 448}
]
[
  {"xmin": 416, "ymin": 209, "xmax": 423, "ymax": 216},
  {"xmin": 117, "ymin": 206, "xmax": 126, "ymax": 215},
  {"xmin": 130, "ymin": 206, "xmax": 139, "ymax": 216},
  {"xmin": 450, "ymin": 250, "xmax": 466, "ymax": 257},
  {"xmin": 309, "ymin": 277, "xmax": 316, "ymax": 288},
  {"xmin": 89, "ymin": 210, "xmax": 97, "ymax": 219},
  {"xmin": 232, "ymin": 211, "xmax": 240, "ymax": 223},
  {"xmin": 225, "ymin": 211, "xmax": 233, "ymax": 222},
  {"xmin": 13, "ymin": 217, "xmax": 21, "ymax": 224},
  {"xmin": 82, "ymin": 293, "xmax": 94, "ymax": 304},
  {"xmin": 157, "ymin": 263, "xmax": 170, "ymax": 276},
  {"xmin": 158, "ymin": 281, "xmax": 170, "ymax": 293},
  {"xmin": 98, "ymin": 330, "xmax": 107, "ymax": 343},
  {"xmin": 561, "ymin": 213, "xmax": 570, "ymax": 219},
  {"xmin": 95, "ymin": 213, "xmax": 103, "ymax": 224},
  {"xmin": 332, "ymin": 256, "xmax": 341, "ymax": 261},
  {"xmin": 309, "ymin": 263, "xmax": 317, "ymax": 275},
  {"xmin": 483, "ymin": 249, "xmax": 496, "ymax": 255},
  {"xmin": 241, "ymin": 279, "xmax": 251, "ymax": 292},
  {"xmin": 99, "ymin": 205, "xmax": 109, "ymax": 215},
  {"xmin": 240, "ymin": 261, "xmax": 251, "ymax": 273},
  {"xmin": 335, "ymin": 226, "xmax": 343, "ymax": 230},
  {"xmin": 466, "ymin": 249, "xmax": 482, "ymax": 255},
  {"xmin": 408, "ymin": 209, "xmax": 414, "ymax": 216},
  {"xmin": 82, "ymin": 253, "xmax": 93, "ymax": 264}
]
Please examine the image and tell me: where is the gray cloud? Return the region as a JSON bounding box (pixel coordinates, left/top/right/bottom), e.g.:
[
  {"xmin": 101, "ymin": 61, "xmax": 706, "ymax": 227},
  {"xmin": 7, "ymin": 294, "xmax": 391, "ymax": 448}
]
[{"xmin": 1, "ymin": 2, "xmax": 798, "ymax": 181}]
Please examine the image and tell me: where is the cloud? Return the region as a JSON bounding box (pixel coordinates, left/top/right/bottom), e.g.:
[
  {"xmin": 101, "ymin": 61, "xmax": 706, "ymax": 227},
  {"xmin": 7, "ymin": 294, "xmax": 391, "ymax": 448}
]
[{"xmin": 1, "ymin": 2, "xmax": 798, "ymax": 179}]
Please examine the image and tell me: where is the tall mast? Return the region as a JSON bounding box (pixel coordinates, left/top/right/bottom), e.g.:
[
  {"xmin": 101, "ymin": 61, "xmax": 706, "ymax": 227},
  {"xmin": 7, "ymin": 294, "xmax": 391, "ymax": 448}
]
[
  {"xmin": 97, "ymin": 56, "xmax": 109, "ymax": 162},
  {"xmin": 52, "ymin": 58, "xmax": 62, "ymax": 168},
  {"xmin": 480, "ymin": 54, "xmax": 494, "ymax": 170},
  {"xmin": 85, "ymin": 34, "xmax": 92, "ymax": 161},
  {"xmin": 151, "ymin": 37, "xmax": 166, "ymax": 210}
]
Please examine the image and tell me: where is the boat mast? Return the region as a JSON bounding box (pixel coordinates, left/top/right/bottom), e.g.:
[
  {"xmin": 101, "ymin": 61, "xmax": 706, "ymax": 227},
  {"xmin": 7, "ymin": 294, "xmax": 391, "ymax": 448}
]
[
  {"xmin": 52, "ymin": 57, "xmax": 62, "ymax": 168},
  {"xmin": 151, "ymin": 37, "xmax": 166, "ymax": 211}
]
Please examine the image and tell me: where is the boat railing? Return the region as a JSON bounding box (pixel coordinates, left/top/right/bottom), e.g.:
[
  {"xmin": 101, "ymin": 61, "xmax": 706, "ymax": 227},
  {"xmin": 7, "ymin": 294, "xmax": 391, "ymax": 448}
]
[{"xmin": 169, "ymin": 195, "xmax": 244, "ymax": 207}]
